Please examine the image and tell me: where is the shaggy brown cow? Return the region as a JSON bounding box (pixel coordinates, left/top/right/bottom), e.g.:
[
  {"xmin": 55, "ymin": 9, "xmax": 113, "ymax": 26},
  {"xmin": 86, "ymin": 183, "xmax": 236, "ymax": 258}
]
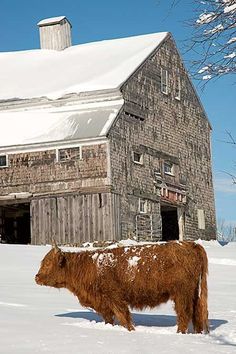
[{"xmin": 35, "ymin": 241, "xmax": 209, "ymax": 333}]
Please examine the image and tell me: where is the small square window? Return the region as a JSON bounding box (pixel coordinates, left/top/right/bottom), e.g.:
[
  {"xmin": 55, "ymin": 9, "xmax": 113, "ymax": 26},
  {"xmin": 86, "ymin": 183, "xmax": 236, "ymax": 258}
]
[
  {"xmin": 161, "ymin": 68, "xmax": 168, "ymax": 94},
  {"xmin": 0, "ymin": 155, "xmax": 8, "ymax": 168},
  {"xmin": 164, "ymin": 162, "xmax": 174, "ymax": 176},
  {"xmin": 139, "ymin": 199, "xmax": 148, "ymax": 213},
  {"xmin": 133, "ymin": 152, "xmax": 143, "ymax": 165}
]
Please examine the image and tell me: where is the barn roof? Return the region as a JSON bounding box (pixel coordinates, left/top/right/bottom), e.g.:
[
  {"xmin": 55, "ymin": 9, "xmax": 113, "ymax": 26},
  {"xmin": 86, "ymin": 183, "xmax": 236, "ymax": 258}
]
[
  {"xmin": 0, "ymin": 32, "xmax": 168, "ymax": 101},
  {"xmin": 0, "ymin": 97, "xmax": 123, "ymax": 151}
]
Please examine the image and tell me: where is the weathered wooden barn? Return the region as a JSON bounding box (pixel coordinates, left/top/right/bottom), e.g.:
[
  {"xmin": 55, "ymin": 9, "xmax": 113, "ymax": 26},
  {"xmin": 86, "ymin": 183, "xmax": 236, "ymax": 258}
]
[{"xmin": 0, "ymin": 16, "xmax": 216, "ymax": 244}]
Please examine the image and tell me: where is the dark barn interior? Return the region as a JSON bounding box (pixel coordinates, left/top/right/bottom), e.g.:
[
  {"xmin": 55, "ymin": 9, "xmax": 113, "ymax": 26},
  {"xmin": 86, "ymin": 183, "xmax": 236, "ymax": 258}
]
[
  {"xmin": 161, "ymin": 205, "xmax": 179, "ymax": 241},
  {"xmin": 0, "ymin": 203, "xmax": 30, "ymax": 244}
]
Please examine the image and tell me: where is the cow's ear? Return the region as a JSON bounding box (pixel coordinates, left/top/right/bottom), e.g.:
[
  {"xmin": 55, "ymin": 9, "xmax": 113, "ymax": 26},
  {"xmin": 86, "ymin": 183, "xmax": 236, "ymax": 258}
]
[
  {"xmin": 52, "ymin": 239, "xmax": 61, "ymax": 253},
  {"xmin": 53, "ymin": 245, "xmax": 61, "ymax": 254},
  {"xmin": 59, "ymin": 253, "xmax": 66, "ymax": 268}
]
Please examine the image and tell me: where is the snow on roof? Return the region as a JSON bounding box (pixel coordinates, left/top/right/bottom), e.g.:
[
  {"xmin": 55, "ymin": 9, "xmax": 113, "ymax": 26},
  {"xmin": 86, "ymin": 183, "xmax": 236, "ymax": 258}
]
[
  {"xmin": 0, "ymin": 32, "xmax": 168, "ymax": 101},
  {"xmin": 0, "ymin": 99, "xmax": 124, "ymax": 149},
  {"xmin": 37, "ymin": 16, "xmax": 67, "ymax": 26}
]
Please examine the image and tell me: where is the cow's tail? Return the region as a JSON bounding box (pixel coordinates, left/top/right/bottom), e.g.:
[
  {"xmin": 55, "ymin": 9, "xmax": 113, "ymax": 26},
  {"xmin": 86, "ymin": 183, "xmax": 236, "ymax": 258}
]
[{"xmin": 193, "ymin": 244, "xmax": 209, "ymax": 334}]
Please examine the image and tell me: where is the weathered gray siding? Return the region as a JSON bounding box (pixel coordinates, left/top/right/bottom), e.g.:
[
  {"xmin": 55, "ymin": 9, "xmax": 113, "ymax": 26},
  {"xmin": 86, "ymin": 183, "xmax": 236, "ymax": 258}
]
[
  {"xmin": 31, "ymin": 192, "xmax": 120, "ymax": 244},
  {"xmin": 38, "ymin": 19, "xmax": 72, "ymax": 51},
  {"xmin": 109, "ymin": 35, "xmax": 216, "ymax": 241},
  {"xmin": 0, "ymin": 143, "xmax": 108, "ymax": 196},
  {"xmin": 0, "ymin": 142, "xmax": 119, "ymax": 244}
]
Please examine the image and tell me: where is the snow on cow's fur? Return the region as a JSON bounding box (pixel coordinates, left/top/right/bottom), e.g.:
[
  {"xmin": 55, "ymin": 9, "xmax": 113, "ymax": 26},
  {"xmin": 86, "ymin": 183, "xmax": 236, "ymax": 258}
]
[{"xmin": 35, "ymin": 241, "xmax": 209, "ymax": 333}]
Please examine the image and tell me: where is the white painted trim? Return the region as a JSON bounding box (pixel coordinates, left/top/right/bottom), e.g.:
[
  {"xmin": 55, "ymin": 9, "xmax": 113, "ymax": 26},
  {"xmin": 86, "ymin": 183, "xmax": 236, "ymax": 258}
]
[
  {"xmin": 139, "ymin": 198, "xmax": 148, "ymax": 214},
  {"xmin": 0, "ymin": 137, "xmax": 108, "ymax": 155}
]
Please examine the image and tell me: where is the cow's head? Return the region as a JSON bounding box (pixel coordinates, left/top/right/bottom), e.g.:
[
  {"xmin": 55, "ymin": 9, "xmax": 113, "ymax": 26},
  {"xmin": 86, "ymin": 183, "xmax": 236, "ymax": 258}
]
[{"xmin": 35, "ymin": 243, "xmax": 66, "ymax": 288}]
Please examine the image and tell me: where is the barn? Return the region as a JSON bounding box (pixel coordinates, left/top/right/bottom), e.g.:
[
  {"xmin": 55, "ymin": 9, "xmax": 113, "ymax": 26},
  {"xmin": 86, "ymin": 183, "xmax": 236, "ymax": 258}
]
[{"xmin": 0, "ymin": 16, "xmax": 216, "ymax": 244}]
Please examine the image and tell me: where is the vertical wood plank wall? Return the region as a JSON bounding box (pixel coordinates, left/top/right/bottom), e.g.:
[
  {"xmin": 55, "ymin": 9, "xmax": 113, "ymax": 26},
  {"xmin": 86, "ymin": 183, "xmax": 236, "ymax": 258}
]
[{"xmin": 31, "ymin": 193, "xmax": 121, "ymax": 245}]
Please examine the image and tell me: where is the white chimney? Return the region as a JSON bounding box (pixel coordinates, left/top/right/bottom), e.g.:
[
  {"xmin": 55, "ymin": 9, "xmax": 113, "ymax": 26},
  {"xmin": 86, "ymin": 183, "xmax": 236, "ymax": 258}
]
[{"xmin": 37, "ymin": 16, "xmax": 72, "ymax": 51}]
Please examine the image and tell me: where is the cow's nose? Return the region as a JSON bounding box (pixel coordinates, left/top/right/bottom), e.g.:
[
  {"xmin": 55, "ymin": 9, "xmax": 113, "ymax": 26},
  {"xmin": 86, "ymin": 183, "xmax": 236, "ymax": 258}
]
[{"xmin": 35, "ymin": 274, "xmax": 40, "ymax": 283}]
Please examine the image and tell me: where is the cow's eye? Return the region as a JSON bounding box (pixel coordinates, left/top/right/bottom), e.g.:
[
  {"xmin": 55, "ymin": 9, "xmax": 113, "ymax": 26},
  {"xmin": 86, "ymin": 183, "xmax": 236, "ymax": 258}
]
[{"xmin": 43, "ymin": 260, "xmax": 50, "ymax": 268}]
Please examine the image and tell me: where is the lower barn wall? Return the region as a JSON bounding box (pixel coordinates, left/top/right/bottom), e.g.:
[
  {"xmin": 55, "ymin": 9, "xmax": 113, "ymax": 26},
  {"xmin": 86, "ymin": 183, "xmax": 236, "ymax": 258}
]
[
  {"xmin": 0, "ymin": 143, "xmax": 108, "ymax": 196},
  {"xmin": 30, "ymin": 192, "xmax": 121, "ymax": 245}
]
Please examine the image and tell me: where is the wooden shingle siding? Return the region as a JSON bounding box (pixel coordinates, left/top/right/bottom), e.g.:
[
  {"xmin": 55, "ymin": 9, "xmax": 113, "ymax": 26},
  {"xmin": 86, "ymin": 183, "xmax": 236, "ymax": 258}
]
[
  {"xmin": 38, "ymin": 19, "xmax": 72, "ymax": 51},
  {"xmin": 0, "ymin": 143, "xmax": 108, "ymax": 196},
  {"xmin": 109, "ymin": 36, "xmax": 216, "ymax": 241}
]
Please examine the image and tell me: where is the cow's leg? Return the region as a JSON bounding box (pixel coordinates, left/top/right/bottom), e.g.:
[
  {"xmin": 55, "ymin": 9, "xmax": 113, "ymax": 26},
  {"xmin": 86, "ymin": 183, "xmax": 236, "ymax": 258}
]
[
  {"xmin": 102, "ymin": 309, "xmax": 115, "ymax": 325},
  {"xmin": 90, "ymin": 302, "xmax": 115, "ymax": 326},
  {"xmin": 174, "ymin": 294, "xmax": 193, "ymax": 334},
  {"xmin": 111, "ymin": 302, "xmax": 134, "ymax": 331},
  {"xmin": 192, "ymin": 287, "xmax": 208, "ymax": 333}
]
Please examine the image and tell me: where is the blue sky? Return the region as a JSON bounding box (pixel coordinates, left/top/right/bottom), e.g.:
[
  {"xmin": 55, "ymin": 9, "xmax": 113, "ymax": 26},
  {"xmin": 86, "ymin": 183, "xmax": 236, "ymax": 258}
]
[{"xmin": 0, "ymin": 0, "xmax": 235, "ymax": 226}]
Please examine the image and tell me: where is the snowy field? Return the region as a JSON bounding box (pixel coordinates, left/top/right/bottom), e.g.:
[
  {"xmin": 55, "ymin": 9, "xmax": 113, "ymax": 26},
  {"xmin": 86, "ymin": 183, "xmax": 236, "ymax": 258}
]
[{"xmin": 0, "ymin": 240, "xmax": 236, "ymax": 354}]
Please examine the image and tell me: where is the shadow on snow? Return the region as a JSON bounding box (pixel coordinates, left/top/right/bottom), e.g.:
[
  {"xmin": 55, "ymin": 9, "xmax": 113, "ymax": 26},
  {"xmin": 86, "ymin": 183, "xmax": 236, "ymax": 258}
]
[{"xmin": 56, "ymin": 310, "xmax": 227, "ymax": 331}]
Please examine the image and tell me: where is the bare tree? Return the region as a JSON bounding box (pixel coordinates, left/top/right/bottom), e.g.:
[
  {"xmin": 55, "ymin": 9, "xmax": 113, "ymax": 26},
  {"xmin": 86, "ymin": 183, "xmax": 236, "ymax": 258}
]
[
  {"xmin": 162, "ymin": 1, "xmax": 236, "ymax": 82},
  {"xmin": 190, "ymin": 0, "xmax": 236, "ymax": 82},
  {"xmin": 221, "ymin": 131, "xmax": 236, "ymax": 184},
  {"xmin": 217, "ymin": 218, "xmax": 236, "ymax": 241}
]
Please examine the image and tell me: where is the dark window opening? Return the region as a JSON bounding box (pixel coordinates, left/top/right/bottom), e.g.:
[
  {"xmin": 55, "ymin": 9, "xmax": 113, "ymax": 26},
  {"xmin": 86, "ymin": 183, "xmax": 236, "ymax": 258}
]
[
  {"xmin": 133, "ymin": 152, "xmax": 143, "ymax": 165},
  {"xmin": 164, "ymin": 161, "xmax": 174, "ymax": 175},
  {"xmin": 0, "ymin": 203, "xmax": 30, "ymax": 244},
  {"xmin": 124, "ymin": 111, "xmax": 145, "ymax": 122},
  {"xmin": 161, "ymin": 205, "xmax": 179, "ymax": 241},
  {"xmin": 98, "ymin": 193, "xmax": 102, "ymax": 208},
  {"xmin": 0, "ymin": 155, "xmax": 7, "ymax": 168}
]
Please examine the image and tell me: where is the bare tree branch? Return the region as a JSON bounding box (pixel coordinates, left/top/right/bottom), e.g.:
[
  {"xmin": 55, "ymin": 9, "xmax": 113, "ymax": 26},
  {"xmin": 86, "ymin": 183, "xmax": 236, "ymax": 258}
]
[{"xmin": 160, "ymin": 1, "xmax": 236, "ymax": 83}]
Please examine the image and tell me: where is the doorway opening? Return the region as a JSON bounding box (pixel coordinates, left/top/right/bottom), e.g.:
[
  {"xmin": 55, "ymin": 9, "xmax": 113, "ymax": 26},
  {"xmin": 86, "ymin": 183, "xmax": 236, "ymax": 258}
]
[
  {"xmin": 0, "ymin": 203, "xmax": 31, "ymax": 244},
  {"xmin": 161, "ymin": 205, "xmax": 179, "ymax": 241}
]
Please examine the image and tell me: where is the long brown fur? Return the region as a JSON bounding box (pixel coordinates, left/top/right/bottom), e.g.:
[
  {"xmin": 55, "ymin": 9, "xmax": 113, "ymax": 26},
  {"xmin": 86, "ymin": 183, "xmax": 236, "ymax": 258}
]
[{"xmin": 35, "ymin": 241, "xmax": 209, "ymax": 333}]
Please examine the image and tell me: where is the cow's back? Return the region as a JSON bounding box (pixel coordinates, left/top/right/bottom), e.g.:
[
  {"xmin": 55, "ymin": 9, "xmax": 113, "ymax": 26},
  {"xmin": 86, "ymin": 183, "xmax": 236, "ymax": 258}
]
[{"xmin": 110, "ymin": 242, "xmax": 204, "ymax": 309}]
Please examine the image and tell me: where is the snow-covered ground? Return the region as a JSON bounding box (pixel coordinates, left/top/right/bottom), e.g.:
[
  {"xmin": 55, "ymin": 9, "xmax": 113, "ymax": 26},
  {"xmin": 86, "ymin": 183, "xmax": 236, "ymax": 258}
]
[{"xmin": 0, "ymin": 240, "xmax": 235, "ymax": 354}]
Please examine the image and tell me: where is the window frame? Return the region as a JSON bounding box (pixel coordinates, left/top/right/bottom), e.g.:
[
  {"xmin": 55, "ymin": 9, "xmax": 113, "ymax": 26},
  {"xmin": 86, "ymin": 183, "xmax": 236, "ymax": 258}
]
[
  {"xmin": 164, "ymin": 161, "xmax": 174, "ymax": 176},
  {"xmin": 161, "ymin": 68, "xmax": 168, "ymax": 95},
  {"xmin": 0, "ymin": 154, "xmax": 8, "ymax": 168},
  {"xmin": 56, "ymin": 146, "xmax": 82, "ymax": 163},
  {"xmin": 175, "ymin": 75, "xmax": 181, "ymax": 100},
  {"xmin": 139, "ymin": 199, "xmax": 148, "ymax": 214},
  {"xmin": 132, "ymin": 151, "xmax": 144, "ymax": 165}
]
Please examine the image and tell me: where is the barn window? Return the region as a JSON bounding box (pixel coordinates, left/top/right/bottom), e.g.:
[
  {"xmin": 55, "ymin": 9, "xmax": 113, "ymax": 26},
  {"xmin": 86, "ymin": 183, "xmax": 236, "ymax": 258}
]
[
  {"xmin": 164, "ymin": 161, "xmax": 174, "ymax": 176},
  {"xmin": 197, "ymin": 209, "xmax": 205, "ymax": 230},
  {"xmin": 161, "ymin": 68, "xmax": 168, "ymax": 94},
  {"xmin": 57, "ymin": 146, "xmax": 81, "ymax": 162},
  {"xmin": 175, "ymin": 76, "xmax": 181, "ymax": 100},
  {"xmin": 139, "ymin": 199, "xmax": 148, "ymax": 214},
  {"xmin": 133, "ymin": 152, "xmax": 143, "ymax": 165},
  {"xmin": 0, "ymin": 155, "xmax": 8, "ymax": 168}
]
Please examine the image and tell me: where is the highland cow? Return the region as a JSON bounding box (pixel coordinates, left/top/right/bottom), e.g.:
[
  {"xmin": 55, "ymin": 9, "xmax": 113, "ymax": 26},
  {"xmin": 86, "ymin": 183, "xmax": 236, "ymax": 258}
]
[{"xmin": 35, "ymin": 241, "xmax": 209, "ymax": 333}]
